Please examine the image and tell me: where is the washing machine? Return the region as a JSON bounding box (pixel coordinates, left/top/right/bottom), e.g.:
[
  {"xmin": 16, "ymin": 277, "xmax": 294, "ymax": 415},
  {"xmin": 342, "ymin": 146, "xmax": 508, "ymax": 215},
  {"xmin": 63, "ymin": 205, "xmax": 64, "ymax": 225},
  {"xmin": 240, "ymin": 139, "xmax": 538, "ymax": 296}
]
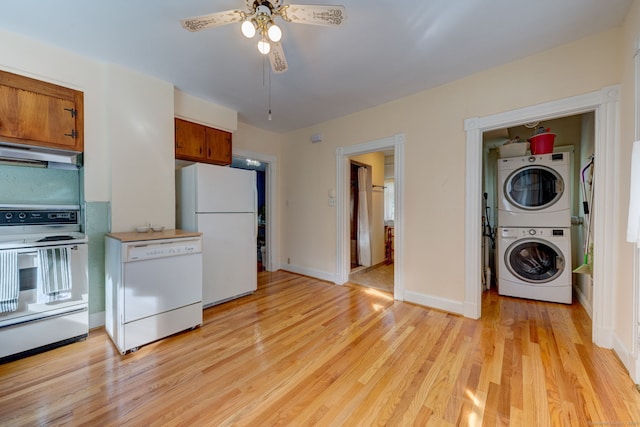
[
  {"xmin": 497, "ymin": 152, "xmax": 571, "ymax": 227},
  {"xmin": 497, "ymin": 226, "xmax": 572, "ymax": 304}
]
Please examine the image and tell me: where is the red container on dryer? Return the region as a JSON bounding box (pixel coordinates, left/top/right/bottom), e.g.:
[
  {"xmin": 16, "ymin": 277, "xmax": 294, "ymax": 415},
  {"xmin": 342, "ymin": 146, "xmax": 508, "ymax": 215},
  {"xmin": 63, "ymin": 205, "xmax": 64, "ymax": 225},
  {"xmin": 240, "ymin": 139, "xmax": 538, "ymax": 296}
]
[{"xmin": 529, "ymin": 132, "xmax": 556, "ymax": 154}]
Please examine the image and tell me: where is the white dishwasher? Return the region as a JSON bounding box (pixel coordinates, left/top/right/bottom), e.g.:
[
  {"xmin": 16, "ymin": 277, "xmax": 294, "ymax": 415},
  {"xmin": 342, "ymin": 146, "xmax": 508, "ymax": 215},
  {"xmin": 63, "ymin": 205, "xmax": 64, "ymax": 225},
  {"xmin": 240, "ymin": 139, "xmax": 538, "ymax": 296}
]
[{"xmin": 105, "ymin": 231, "xmax": 203, "ymax": 354}]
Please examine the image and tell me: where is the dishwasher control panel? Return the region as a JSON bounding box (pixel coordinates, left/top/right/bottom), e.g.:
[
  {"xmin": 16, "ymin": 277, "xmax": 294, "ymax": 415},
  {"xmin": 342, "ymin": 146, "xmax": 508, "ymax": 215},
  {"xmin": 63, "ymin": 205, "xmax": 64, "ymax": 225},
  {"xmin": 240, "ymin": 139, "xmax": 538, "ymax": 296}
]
[{"xmin": 125, "ymin": 238, "xmax": 202, "ymax": 262}]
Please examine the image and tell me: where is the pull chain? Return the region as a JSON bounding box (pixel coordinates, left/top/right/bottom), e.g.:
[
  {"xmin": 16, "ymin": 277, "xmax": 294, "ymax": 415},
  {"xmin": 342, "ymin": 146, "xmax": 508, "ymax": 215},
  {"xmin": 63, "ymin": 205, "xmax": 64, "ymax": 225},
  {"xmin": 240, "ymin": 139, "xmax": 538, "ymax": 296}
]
[
  {"xmin": 262, "ymin": 56, "xmax": 272, "ymax": 121},
  {"xmin": 268, "ymin": 66, "xmax": 272, "ymax": 121}
]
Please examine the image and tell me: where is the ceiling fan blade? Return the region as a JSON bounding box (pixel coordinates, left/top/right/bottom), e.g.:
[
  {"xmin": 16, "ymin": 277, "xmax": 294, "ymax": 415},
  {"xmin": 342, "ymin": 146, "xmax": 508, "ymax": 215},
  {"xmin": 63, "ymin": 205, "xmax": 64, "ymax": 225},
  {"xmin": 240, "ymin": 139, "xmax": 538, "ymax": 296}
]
[
  {"xmin": 181, "ymin": 10, "xmax": 245, "ymax": 32},
  {"xmin": 279, "ymin": 4, "xmax": 346, "ymax": 26},
  {"xmin": 269, "ymin": 42, "xmax": 288, "ymax": 74}
]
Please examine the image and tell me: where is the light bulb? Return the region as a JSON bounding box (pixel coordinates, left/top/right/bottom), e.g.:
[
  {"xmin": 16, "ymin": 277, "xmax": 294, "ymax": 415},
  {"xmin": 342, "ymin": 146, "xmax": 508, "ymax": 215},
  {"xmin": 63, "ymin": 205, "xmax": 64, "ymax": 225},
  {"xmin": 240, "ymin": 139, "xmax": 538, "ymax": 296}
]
[
  {"xmin": 258, "ymin": 39, "xmax": 271, "ymax": 55},
  {"xmin": 241, "ymin": 20, "xmax": 256, "ymax": 38},
  {"xmin": 268, "ymin": 24, "xmax": 282, "ymax": 42}
]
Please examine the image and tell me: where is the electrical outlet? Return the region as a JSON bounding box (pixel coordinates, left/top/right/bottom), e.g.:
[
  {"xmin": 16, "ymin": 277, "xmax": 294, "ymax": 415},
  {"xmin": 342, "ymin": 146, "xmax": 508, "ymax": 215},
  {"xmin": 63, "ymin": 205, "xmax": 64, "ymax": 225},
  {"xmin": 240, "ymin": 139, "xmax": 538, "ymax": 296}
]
[{"xmin": 329, "ymin": 197, "xmax": 336, "ymax": 207}]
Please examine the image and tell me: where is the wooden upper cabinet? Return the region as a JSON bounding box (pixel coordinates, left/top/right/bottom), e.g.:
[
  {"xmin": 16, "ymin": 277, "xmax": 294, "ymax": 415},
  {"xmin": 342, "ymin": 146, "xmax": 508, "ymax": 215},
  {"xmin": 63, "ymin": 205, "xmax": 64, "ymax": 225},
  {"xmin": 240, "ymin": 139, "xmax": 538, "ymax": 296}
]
[
  {"xmin": 205, "ymin": 127, "xmax": 232, "ymax": 165},
  {"xmin": 174, "ymin": 118, "xmax": 232, "ymax": 166},
  {"xmin": 0, "ymin": 70, "xmax": 84, "ymax": 152},
  {"xmin": 175, "ymin": 118, "xmax": 205, "ymax": 159}
]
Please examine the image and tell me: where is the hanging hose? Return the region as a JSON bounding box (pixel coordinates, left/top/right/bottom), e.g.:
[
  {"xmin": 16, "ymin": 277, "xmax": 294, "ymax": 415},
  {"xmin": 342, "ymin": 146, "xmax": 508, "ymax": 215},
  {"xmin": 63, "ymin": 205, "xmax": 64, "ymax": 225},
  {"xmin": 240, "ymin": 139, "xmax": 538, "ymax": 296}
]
[
  {"xmin": 482, "ymin": 193, "xmax": 495, "ymax": 249},
  {"xmin": 482, "ymin": 193, "xmax": 496, "ymax": 290},
  {"xmin": 574, "ymin": 155, "xmax": 594, "ymax": 275}
]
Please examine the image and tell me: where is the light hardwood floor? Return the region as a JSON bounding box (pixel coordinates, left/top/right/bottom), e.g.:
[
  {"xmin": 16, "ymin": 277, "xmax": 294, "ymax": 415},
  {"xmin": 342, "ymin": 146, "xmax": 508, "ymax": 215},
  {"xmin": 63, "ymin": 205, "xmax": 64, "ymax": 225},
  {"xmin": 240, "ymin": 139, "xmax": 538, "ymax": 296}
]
[
  {"xmin": 349, "ymin": 262, "xmax": 394, "ymax": 293},
  {"xmin": 1, "ymin": 270, "xmax": 639, "ymax": 426}
]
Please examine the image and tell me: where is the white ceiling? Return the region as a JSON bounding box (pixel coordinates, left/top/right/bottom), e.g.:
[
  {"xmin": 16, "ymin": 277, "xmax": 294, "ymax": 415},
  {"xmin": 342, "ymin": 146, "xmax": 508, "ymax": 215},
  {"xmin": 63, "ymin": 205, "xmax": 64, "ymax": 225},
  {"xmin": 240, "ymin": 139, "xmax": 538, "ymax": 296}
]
[{"xmin": 0, "ymin": 0, "xmax": 632, "ymax": 133}]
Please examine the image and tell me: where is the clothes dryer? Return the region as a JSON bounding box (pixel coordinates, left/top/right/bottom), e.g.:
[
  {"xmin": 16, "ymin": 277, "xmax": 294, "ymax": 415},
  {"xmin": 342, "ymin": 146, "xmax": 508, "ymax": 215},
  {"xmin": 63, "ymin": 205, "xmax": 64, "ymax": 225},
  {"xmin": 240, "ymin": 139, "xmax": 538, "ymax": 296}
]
[
  {"xmin": 497, "ymin": 226, "xmax": 572, "ymax": 304},
  {"xmin": 497, "ymin": 153, "xmax": 571, "ymax": 227}
]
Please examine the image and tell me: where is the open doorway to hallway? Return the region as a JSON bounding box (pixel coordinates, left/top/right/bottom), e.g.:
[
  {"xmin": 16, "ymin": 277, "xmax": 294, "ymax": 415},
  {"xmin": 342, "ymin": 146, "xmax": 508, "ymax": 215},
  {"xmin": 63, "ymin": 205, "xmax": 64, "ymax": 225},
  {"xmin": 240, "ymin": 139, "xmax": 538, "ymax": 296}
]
[
  {"xmin": 347, "ymin": 151, "xmax": 394, "ymax": 294},
  {"xmin": 336, "ymin": 133, "xmax": 404, "ymax": 300},
  {"xmin": 231, "ymin": 155, "xmax": 267, "ymax": 272}
]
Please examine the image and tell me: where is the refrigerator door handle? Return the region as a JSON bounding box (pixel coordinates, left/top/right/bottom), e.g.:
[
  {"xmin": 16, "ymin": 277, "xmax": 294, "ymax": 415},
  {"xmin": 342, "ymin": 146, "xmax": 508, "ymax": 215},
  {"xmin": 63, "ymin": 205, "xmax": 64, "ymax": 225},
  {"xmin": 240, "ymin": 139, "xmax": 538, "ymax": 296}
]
[{"xmin": 254, "ymin": 185, "xmax": 258, "ymax": 239}]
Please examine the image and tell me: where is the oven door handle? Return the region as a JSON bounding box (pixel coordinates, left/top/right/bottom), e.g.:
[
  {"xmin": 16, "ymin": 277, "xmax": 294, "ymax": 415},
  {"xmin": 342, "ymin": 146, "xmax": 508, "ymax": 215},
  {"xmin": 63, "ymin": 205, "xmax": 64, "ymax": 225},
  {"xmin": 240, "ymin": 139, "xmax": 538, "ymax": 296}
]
[
  {"xmin": 0, "ymin": 306, "xmax": 88, "ymax": 329},
  {"xmin": 16, "ymin": 244, "xmax": 82, "ymax": 253},
  {"xmin": 17, "ymin": 251, "xmax": 38, "ymax": 269}
]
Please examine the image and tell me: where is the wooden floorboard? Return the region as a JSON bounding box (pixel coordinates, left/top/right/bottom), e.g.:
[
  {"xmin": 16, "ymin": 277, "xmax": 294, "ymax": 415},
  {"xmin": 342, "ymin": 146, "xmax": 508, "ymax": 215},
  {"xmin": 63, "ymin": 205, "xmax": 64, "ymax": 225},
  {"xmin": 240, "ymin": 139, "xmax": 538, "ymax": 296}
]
[{"xmin": 1, "ymin": 270, "xmax": 639, "ymax": 426}]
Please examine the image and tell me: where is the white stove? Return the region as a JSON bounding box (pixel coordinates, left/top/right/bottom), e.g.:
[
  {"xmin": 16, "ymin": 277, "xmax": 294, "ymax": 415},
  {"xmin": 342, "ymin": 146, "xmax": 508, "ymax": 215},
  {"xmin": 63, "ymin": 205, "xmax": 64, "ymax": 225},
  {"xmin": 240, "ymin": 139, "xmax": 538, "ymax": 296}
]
[{"xmin": 0, "ymin": 204, "xmax": 89, "ymax": 363}]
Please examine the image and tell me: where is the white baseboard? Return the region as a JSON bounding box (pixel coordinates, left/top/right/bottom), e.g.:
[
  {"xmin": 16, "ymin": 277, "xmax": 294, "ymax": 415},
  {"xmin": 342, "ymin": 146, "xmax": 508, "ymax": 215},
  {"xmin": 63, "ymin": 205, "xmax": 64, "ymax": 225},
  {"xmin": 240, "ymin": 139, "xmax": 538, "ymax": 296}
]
[
  {"xmin": 595, "ymin": 325, "xmax": 615, "ymax": 349},
  {"xmin": 404, "ymin": 290, "xmax": 465, "ymax": 316},
  {"xmin": 265, "ymin": 262, "xmax": 281, "ymax": 272},
  {"xmin": 89, "ymin": 311, "xmax": 105, "ymax": 329},
  {"xmin": 574, "ymin": 285, "xmax": 593, "ymax": 319},
  {"xmin": 280, "ymin": 263, "xmax": 337, "ymax": 283},
  {"xmin": 612, "ymin": 332, "xmax": 637, "ymax": 383},
  {"xmin": 281, "ymin": 265, "xmax": 465, "ymax": 316}
]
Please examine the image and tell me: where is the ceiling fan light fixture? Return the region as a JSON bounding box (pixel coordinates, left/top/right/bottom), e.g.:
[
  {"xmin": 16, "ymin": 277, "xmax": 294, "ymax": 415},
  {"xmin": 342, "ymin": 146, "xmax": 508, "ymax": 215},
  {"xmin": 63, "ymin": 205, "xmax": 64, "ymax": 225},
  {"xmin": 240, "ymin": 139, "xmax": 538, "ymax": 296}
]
[
  {"xmin": 241, "ymin": 19, "xmax": 256, "ymax": 38},
  {"xmin": 258, "ymin": 39, "xmax": 271, "ymax": 55},
  {"xmin": 267, "ymin": 23, "xmax": 282, "ymax": 42},
  {"xmin": 180, "ymin": 1, "xmax": 347, "ymax": 75}
]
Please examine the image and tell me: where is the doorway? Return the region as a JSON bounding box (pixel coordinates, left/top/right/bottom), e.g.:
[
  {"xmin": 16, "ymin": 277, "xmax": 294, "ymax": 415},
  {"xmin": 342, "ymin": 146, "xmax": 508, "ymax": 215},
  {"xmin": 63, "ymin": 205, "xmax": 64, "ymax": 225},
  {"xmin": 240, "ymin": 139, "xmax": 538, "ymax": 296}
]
[
  {"xmin": 482, "ymin": 113, "xmax": 594, "ymax": 311},
  {"xmin": 347, "ymin": 157, "xmax": 394, "ymax": 293},
  {"xmin": 465, "ymin": 86, "xmax": 620, "ymax": 348},
  {"xmin": 336, "ymin": 134, "xmax": 405, "ymax": 300},
  {"xmin": 231, "ymin": 150, "xmax": 278, "ymax": 272}
]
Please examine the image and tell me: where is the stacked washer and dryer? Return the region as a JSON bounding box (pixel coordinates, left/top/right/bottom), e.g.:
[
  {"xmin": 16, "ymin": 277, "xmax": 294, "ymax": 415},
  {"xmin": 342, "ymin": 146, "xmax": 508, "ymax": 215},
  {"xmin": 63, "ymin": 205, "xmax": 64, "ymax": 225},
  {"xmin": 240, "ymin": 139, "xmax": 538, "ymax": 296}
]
[{"xmin": 496, "ymin": 152, "xmax": 572, "ymax": 304}]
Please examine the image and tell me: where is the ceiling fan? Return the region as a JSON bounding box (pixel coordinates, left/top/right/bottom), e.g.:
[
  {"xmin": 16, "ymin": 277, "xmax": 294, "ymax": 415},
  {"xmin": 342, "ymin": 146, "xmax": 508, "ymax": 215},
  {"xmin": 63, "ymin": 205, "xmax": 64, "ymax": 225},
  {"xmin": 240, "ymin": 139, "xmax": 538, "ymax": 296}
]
[{"xmin": 181, "ymin": 0, "xmax": 346, "ymax": 73}]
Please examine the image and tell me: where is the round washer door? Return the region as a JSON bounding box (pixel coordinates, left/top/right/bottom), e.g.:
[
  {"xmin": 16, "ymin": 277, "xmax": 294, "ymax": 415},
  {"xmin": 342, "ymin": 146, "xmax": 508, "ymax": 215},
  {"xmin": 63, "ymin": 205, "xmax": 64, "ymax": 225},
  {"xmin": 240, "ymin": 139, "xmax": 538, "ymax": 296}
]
[
  {"xmin": 505, "ymin": 238, "xmax": 565, "ymax": 284},
  {"xmin": 504, "ymin": 165, "xmax": 564, "ymax": 211}
]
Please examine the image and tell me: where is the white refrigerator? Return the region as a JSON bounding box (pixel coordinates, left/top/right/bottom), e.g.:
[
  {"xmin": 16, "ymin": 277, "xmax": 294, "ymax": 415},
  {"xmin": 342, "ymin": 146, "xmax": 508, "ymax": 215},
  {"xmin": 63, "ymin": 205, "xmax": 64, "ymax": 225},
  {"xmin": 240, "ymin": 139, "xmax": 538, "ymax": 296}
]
[{"xmin": 176, "ymin": 163, "xmax": 257, "ymax": 307}]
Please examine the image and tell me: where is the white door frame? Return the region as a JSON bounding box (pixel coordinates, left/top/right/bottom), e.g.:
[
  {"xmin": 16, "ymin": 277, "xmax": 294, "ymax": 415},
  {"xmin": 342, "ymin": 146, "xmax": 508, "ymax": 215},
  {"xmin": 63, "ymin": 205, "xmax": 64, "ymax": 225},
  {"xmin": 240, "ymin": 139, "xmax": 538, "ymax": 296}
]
[
  {"xmin": 335, "ymin": 134, "xmax": 405, "ymax": 300},
  {"xmin": 233, "ymin": 149, "xmax": 279, "ymax": 272},
  {"xmin": 464, "ymin": 86, "xmax": 620, "ymax": 350},
  {"xmin": 632, "ymin": 36, "xmax": 640, "ymax": 384}
]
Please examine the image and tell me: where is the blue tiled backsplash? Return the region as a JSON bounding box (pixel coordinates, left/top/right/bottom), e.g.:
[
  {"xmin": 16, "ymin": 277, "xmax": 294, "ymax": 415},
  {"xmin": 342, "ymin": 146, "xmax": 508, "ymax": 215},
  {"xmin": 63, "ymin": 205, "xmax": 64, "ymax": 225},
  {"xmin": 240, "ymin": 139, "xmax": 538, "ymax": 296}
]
[{"xmin": 0, "ymin": 164, "xmax": 80, "ymax": 205}]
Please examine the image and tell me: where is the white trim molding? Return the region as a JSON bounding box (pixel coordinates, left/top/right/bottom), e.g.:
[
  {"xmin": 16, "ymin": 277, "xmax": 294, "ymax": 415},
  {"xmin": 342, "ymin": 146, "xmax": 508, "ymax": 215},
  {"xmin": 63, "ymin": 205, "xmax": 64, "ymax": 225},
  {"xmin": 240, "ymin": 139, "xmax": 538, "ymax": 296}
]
[
  {"xmin": 233, "ymin": 149, "xmax": 279, "ymax": 272},
  {"xmin": 404, "ymin": 291, "xmax": 465, "ymax": 316},
  {"xmin": 282, "ymin": 263, "xmax": 337, "ymax": 283},
  {"xmin": 632, "ymin": 34, "xmax": 640, "ymax": 384},
  {"xmin": 336, "ymin": 134, "xmax": 405, "ymax": 301},
  {"xmin": 464, "ymin": 86, "xmax": 621, "ymax": 342}
]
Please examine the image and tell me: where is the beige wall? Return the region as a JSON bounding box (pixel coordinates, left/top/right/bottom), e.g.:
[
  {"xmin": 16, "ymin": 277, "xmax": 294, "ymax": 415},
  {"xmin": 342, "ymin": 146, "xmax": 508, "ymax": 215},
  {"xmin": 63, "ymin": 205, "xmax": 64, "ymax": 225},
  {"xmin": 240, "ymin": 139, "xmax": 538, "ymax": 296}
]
[
  {"xmin": 233, "ymin": 121, "xmax": 283, "ymax": 158},
  {"xmin": 616, "ymin": 0, "xmax": 640, "ymax": 363},
  {"xmin": 280, "ymin": 28, "xmax": 623, "ymax": 305},
  {"xmin": 105, "ymin": 64, "xmax": 175, "ymax": 232}
]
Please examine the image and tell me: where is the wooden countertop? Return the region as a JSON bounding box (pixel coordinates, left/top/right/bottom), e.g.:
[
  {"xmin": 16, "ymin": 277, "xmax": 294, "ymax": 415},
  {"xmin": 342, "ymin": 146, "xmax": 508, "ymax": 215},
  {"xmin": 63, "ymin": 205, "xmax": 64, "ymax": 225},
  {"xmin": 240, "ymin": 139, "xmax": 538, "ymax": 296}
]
[{"xmin": 105, "ymin": 229, "xmax": 202, "ymax": 243}]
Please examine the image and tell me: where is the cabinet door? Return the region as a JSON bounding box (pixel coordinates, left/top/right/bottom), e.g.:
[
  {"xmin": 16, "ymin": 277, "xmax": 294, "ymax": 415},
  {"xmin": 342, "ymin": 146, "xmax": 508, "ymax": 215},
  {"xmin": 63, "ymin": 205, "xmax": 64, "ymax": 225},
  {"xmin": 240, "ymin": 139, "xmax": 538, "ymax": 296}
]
[
  {"xmin": 17, "ymin": 89, "xmax": 78, "ymax": 148},
  {"xmin": 175, "ymin": 118, "xmax": 205, "ymax": 160},
  {"xmin": 0, "ymin": 70, "xmax": 83, "ymax": 152},
  {"xmin": 205, "ymin": 127, "xmax": 232, "ymax": 165},
  {"xmin": 0, "ymin": 85, "xmax": 19, "ymax": 137}
]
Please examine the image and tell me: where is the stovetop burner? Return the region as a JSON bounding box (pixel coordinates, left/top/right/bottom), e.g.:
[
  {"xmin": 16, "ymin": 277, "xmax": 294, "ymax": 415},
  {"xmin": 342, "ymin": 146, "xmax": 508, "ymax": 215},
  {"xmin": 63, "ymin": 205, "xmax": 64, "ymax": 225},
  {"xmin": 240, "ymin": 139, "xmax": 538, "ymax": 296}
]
[{"xmin": 37, "ymin": 235, "xmax": 76, "ymax": 242}]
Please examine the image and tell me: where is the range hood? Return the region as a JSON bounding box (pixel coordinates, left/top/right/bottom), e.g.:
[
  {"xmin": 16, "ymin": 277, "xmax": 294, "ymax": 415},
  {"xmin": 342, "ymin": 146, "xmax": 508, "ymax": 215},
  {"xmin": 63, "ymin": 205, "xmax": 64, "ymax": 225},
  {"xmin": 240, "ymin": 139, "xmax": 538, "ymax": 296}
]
[{"xmin": 0, "ymin": 144, "xmax": 81, "ymax": 170}]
